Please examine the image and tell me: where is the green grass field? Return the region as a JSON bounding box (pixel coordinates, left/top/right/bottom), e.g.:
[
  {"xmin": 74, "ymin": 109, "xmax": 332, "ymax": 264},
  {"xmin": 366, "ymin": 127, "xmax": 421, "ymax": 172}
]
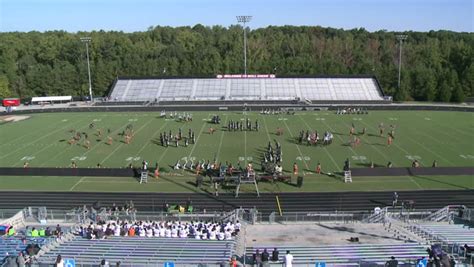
[{"xmin": 0, "ymin": 110, "xmax": 473, "ymax": 193}]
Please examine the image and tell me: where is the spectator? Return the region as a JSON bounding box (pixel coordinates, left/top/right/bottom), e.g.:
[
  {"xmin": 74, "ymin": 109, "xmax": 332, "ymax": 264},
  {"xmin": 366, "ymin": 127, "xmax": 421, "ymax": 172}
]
[
  {"xmin": 55, "ymin": 255, "xmax": 64, "ymax": 267},
  {"xmin": 229, "ymin": 256, "xmax": 238, "ymax": 267},
  {"xmin": 55, "ymin": 224, "xmax": 62, "ymax": 236},
  {"xmin": 284, "ymin": 250, "xmax": 293, "ymax": 267},
  {"xmin": 271, "ymin": 248, "xmax": 279, "ymax": 262},
  {"xmin": 449, "ymin": 256, "xmax": 456, "ymax": 267},
  {"xmin": 16, "ymin": 252, "xmax": 25, "ymax": 267},
  {"xmin": 2, "ymin": 256, "xmax": 16, "ymax": 267},
  {"xmin": 261, "ymin": 249, "xmax": 270, "ymax": 266},
  {"xmin": 7, "ymin": 226, "xmax": 15, "ymax": 236},
  {"xmin": 31, "ymin": 228, "xmax": 39, "ymax": 237},
  {"xmin": 385, "ymin": 256, "xmax": 398, "ymax": 267},
  {"xmin": 100, "ymin": 259, "xmax": 110, "ymax": 267},
  {"xmin": 253, "ymin": 249, "xmax": 261, "ymax": 266}
]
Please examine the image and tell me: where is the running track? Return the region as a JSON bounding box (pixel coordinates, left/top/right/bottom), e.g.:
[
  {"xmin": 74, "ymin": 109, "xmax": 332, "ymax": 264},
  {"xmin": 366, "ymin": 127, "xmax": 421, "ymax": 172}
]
[{"xmin": 1, "ymin": 190, "xmax": 473, "ymax": 217}]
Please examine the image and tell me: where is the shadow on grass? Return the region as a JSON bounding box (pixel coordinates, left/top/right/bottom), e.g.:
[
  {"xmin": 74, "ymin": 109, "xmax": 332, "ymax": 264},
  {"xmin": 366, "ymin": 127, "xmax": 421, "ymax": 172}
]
[
  {"xmin": 412, "ymin": 175, "xmax": 471, "ymax": 190},
  {"xmin": 368, "ymin": 133, "xmax": 382, "ymax": 138},
  {"xmin": 355, "ymin": 163, "xmax": 385, "ymax": 168}
]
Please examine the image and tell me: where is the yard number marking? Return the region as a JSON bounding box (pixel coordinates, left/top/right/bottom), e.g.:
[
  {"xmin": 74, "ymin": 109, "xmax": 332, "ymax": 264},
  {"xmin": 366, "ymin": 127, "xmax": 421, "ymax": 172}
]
[
  {"xmin": 460, "ymin": 154, "xmax": 474, "ymax": 159},
  {"xmin": 351, "ymin": 155, "xmax": 367, "ymax": 161},
  {"xmin": 352, "ymin": 118, "xmax": 362, "ymax": 121},
  {"xmin": 128, "ymin": 119, "xmax": 138, "ymax": 122},
  {"xmin": 389, "ymin": 118, "xmax": 398, "ymax": 121},
  {"xmin": 20, "ymin": 156, "xmax": 35, "ymax": 161},
  {"xmin": 71, "ymin": 156, "xmax": 87, "ymax": 161},
  {"xmin": 181, "ymin": 157, "xmax": 196, "ymax": 161},
  {"xmin": 405, "ymin": 155, "xmax": 421, "ymax": 160},
  {"xmin": 125, "ymin": 157, "xmax": 141, "ymax": 161},
  {"xmin": 93, "ymin": 119, "xmax": 102, "ymax": 122},
  {"xmin": 238, "ymin": 157, "xmax": 253, "ymax": 161},
  {"xmin": 315, "ymin": 118, "xmax": 325, "ymax": 121},
  {"xmin": 296, "ymin": 156, "xmax": 310, "ymax": 161},
  {"xmin": 62, "ymin": 119, "xmax": 68, "ymax": 122},
  {"xmin": 424, "ymin": 117, "xmax": 431, "ymax": 121},
  {"xmin": 277, "ymin": 118, "xmax": 288, "ymax": 121}
]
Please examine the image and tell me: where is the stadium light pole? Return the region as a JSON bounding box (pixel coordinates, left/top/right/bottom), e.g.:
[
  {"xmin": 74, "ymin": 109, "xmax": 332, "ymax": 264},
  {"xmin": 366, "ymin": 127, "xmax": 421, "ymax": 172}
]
[
  {"xmin": 80, "ymin": 37, "xmax": 93, "ymax": 102},
  {"xmin": 396, "ymin": 34, "xmax": 408, "ymax": 90},
  {"xmin": 236, "ymin": 15, "xmax": 252, "ymax": 75}
]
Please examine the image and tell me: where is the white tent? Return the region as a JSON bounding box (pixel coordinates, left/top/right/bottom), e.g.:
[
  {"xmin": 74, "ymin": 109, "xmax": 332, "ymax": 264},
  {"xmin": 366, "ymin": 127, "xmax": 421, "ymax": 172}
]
[{"xmin": 31, "ymin": 96, "xmax": 72, "ymax": 103}]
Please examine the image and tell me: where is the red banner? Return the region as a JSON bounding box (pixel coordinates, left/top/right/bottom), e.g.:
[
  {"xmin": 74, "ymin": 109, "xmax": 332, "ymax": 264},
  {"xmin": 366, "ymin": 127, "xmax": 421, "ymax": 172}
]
[{"xmin": 2, "ymin": 98, "xmax": 20, "ymax": 107}]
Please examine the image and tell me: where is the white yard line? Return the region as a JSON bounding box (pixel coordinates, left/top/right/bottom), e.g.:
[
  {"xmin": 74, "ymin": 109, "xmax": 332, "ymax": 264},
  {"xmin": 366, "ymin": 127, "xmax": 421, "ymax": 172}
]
[
  {"xmin": 100, "ymin": 117, "xmax": 155, "ymax": 165},
  {"xmin": 297, "ymin": 116, "xmax": 341, "ymax": 171},
  {"xmin": 413, "ymin": 112, "xmax": 472, "ymax": 137},
  {"xmin": 244, "ymin": 128, "xmax": 247, "ymax": 164},
  {"xmin": 282, "ymin": 119, "xmax": 310, "ymax": 171},
  {"xmin": 404, "ymin": 127, "xmax": 461, "ymax": 165},
  {"xmin": 0, "ymin": 117, "xmax": 90, "ymax": 159},
  {"xmin": 409, "ymin": 177, "xmax": 424, "ymax": 190},
  {"xmin": 187, "ymin": 114, "xmax": 212, "ymax": 160},
  {"xmin": 133, "ymin": 120, "xmax": 169, "ymax": 157},
  {"xmin": 320, "ymin": 119, "xmax": 359, "ymax": 157},
  {"xmin": 260, "ymin": 115, "xmax": 274, "ymax": 146},
  {"xmin": 69, "ymin": 176, "xmax": 86, "ymax": 191},
  {"xmin": 358, "ymin": 120, "xmax": 424, "ymax": 165},
  {"xmin": 402, "ymin": 134, "xmax": 456, "ymax": 166},
  {"xmin": 12, "ymin": 143, "xmax": 56, "ymax": 167},
  {"xmin": 215, "ymin": 115, "xmax": 229, "ymax": 162},
  {"xmin": 336, "ymin": 120, "xmax": 390, "ymax": 162},
  {"xmin": 38, "ymin": 121, "xmax": 99, "ymax": 167}
]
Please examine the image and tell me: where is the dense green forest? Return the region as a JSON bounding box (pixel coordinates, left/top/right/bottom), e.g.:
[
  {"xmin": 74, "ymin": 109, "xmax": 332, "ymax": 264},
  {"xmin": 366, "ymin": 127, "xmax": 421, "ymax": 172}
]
[{"xmin": 0, "ymin": 25, "xmax": 472, "ymax": 102}]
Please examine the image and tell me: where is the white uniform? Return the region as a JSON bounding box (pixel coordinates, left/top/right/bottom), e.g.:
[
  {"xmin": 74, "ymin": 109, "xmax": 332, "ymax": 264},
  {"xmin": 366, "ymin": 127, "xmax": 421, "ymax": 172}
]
[{"xmin": 284, "ymin": 253, "xmax": 293, "ymax": 267}]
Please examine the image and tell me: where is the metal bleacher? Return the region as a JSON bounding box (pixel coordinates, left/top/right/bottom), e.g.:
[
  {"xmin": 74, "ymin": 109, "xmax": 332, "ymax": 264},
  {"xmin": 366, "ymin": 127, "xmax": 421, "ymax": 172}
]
[
  {"xmin": 409, "ymin": 223, "xmax": 474, "ymax": 246},
  {"xmin": 38, "ymin": 236, "xmax": 236, "ymax": 265},
  {"xmin": 0, "ymin": 236, "xmax": 52, "ymax": 256},
  {"xmin": 246, "ymin": 243, "xmax": 428, "ymax": 265},
  {"xmin": 108, "ymin": 76, "xmax": 385, "ymax": 102}
]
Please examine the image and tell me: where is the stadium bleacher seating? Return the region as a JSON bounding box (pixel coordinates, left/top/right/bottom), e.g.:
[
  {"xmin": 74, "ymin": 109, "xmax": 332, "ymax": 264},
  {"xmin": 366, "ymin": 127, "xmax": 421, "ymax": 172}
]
[
  {"xmin": 0, "ymin": 236, "xmax": 50, "ymax": 257},
  {"xmin": 410, "ymin": 224, "xmax": 474, "ymax": 246},
  {"xmin": 38, "ymin": 236, "xmax": 236, "ymax": 265},
  {"xmin": 108, "ymin": 77, "xmax": 385, "ymax": 102},
  {"xmin": 246, "ymin": 243, "xmax": 428, "ymax": 265}
]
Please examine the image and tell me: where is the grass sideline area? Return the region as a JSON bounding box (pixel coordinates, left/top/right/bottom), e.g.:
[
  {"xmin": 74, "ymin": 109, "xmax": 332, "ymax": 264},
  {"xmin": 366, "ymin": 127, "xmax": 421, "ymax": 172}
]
[{"xmin": 0, "ymin": 175, "xmax": 472, "ymax": 193}]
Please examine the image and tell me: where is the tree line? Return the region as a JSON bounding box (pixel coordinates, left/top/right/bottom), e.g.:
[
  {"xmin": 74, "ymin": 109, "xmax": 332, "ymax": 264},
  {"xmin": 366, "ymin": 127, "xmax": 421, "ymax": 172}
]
[{"xmin": 0, "ymin": 25, "xmax": 472, "ymax": 102}]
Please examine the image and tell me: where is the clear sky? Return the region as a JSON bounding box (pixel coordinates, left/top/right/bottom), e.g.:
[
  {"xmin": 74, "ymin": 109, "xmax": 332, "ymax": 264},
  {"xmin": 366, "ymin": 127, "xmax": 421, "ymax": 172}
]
[{"xmin": 0, "ymin": 0, "xmax": 472, "ymax": 33}]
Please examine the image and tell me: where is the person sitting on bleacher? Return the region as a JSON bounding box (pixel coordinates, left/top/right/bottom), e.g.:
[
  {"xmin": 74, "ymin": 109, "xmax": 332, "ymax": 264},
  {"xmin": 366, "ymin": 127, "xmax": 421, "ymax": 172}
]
[
  {"xmin": 165, "ymin": 226, "xmax": 172, "ymax": 238},
  {"xmin": 31, "ymin": 228, "xmax": 39, "ymax": 237},
  {"xmin": 462, "ymin": 244, "xmax": 472, "ymax": 257},
  {"xmin": 217, "ymin": 229, "xmax": 225, "ymax": 240},
  {"xmin": 209, "ymin": 227, "xmax": 217, "ymax": 240},
  {"xmin": 138, "ymin": 226, "xmax": 145, "ymax": 237},
  {"xmin": 271, "ymin": 248, "xmax": 279, "ymax": 262},
  {"xmin": 171, "ymin": 226, "xmax": 178, "ymax": 238},
  {"xmin": 385, "ymin": 256, "xmax": 398, "ymax": 267},
  {"xmin": 55, "ymin": 224, "xmax": 62, "ymax": 237},
  {"xmin": 225, "ymin": 229, "xmax": 232, "ymax": 240}
]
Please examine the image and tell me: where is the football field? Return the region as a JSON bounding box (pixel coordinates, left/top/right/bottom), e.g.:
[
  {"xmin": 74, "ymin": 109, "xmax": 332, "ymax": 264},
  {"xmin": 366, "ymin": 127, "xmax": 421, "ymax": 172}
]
[{"xmin": 0, "ymin": 110, "xmax": 473, "ymax": 193}]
